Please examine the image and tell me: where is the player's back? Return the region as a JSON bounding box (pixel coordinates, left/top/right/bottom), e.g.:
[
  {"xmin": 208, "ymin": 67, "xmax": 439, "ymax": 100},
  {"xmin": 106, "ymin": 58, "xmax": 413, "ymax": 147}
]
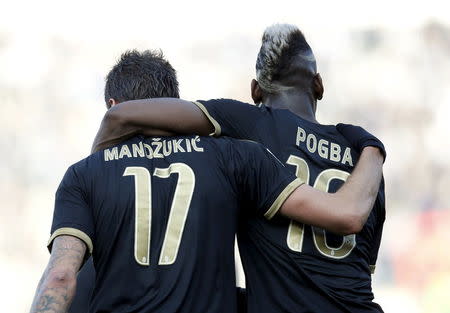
[
  {"xmin": 239, "ymin": 109, "xmax": 384, "ymax": 313},
  {"xmin": 61, "ymin": 135, "xmax": 242, "ymax": 312},
  {"xmin": 195, "ymin": 99, "xmax": 386, "ymax": 313},
  {"xmin": 51, "ymin": 134, "xmax": 297, "ymax": 313},
  {"xmin": 94, "ymin": 136, "xmax": 239, "ymax": 312},
  {"xmin": 76, "ymin": 135, "xmax": 240, "ymax": 312}
]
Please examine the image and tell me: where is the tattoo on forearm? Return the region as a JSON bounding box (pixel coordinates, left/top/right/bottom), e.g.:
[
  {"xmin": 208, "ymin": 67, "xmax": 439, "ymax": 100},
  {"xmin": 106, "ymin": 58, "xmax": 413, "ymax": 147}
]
[
  {"xmin": 30, "ymin": 235, "xmax": 86, "ymax": 313},
  {"xmin": 33, "ymin": 286, "xmax": 70, "ymax": 313}
]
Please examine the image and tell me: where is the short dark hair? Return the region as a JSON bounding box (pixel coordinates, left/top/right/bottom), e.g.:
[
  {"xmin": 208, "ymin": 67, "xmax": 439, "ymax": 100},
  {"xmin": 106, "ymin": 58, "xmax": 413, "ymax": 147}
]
[
  {"xmin": 256, "ymin": 24, "xmax": 316, "ymax": 93},
  {"xmin": 104, "ymin": 49, "xmax": 179, "ymax": 103}
]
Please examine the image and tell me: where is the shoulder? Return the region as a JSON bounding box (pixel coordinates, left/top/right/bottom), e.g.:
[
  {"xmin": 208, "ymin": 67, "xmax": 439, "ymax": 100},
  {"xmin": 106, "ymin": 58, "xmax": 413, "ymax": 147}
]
[
  {"xmin": 195, "ymin": 98, "xmax": 250, "ymax": 106},
  {"xmin": 195, "ymin": 98, "xmax": 266, "ymax": 113},
  {"xmin": 213, "ymin": 137, "xmax": 263, "ymax": 149},
  {"xmin": 61, "ymin": 157, "xmax": 93, "ymax": 188},
  {"xmin": 234, "ymin": 138, "xmax": 266, "ymax": 149},
  {"xmin": 67, "ymin": 141, "xmax": 117, "ymax": 182},
  {"xmin": 221, "ymin": 138, "xmax": 274, "ymax": 162},
  {"xmin": 205, "ymin": 136, "xmax": 258, "ymax": 154}
]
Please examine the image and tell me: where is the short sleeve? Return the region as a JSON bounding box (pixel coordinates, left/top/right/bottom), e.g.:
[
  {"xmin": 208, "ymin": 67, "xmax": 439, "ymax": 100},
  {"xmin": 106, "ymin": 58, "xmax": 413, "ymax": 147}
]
[
  {"xmin": 369, "ymin": 177, "xmax": 386, "ymax": 274},
  {"xmin": 48, "ymin": 165, "xmax": 94, "ymax": 255},
  {"xmin": 230, "ymin": 140, "xmax": 303, "ymax": 219},
  {"xmin": 194, "ymin": 99, "xmax": 266, "ymax": 139}
]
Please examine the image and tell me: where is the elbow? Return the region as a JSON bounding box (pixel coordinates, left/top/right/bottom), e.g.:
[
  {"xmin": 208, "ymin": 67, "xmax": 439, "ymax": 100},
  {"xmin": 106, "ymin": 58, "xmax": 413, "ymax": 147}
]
[
  {"xmin": 341, "ymin": 216, "xmax": 364, "ymax": 235},
  {"xmin": 45, "ymin": 270, "xmax": 77, "ymax": 289},
  {"xmin": 336, "ymin": 206, "xmax": 365, "ymax": 235},
  {"xmin": 331, "ymin": 194, "xmax": 369, "ymax": 235}
]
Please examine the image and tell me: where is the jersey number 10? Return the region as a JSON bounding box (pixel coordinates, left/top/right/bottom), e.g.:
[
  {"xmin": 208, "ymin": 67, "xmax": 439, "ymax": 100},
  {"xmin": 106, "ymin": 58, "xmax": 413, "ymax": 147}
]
[
  {"xmin": 123, "ymin": 163, "xmax": 195, "ymax": 266},
  {"xmin": 286, "ymin": 155, "xmax": 356, "ymax": 259}
]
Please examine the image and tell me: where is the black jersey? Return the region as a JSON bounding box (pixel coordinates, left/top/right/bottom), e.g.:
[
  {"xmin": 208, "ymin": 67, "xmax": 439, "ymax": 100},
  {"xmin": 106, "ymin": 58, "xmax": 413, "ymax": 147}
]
[
  {"xmin": 195, "ymin": 99, "xmax": 386, "ymax": 313},
  {"xmin": 48, "ymin": 135, "xmax": 301, "ymax": 313}
]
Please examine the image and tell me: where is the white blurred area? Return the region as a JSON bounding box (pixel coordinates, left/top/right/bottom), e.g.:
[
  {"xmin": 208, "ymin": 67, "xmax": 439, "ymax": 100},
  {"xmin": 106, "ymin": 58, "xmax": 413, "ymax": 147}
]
[{"xmin": 1, "ymin": 1, "xmax": 449, "ymax": 312}]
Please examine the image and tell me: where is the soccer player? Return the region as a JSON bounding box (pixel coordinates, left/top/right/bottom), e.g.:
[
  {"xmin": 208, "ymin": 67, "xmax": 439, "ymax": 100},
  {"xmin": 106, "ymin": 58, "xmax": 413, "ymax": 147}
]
[
  {"xmin": 92, "ymin": 25, "xmax": 386, "ymax": 312},
  {"xmin": 30, "ymin": 49, "xmax": 384, "ymax": 313}
]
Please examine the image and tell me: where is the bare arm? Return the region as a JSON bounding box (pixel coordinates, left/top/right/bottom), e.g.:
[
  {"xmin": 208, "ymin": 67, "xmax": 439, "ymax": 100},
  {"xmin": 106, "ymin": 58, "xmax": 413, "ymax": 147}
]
[
  {"xmin": 92, "ymin": 98, "xmax": 212, "ymax": 153},
  {"xmin": 30, "ymin": 236, "xmax": 86, "ymax": 313},
  {"xmin": 280, "ymin": 146, "xmax": 383, "ymax": 235}
]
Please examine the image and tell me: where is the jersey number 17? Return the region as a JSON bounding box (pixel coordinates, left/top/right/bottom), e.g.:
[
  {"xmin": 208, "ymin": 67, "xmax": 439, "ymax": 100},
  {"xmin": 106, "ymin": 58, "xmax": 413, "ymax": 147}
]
[{"xmin": 124, "ymin": 163, "xmax": 195, "ymax": 266}]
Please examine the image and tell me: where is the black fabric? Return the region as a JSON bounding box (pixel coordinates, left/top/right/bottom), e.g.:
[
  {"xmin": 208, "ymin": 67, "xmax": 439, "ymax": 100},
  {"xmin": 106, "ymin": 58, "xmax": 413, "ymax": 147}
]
[
  {"xmin": 50, "ymin": 135, "xmax": 296, "ymax": 313},
  {"xmin": 198, "ymin": 99, "xmax": 386, "ymax": 313},
  {"xmin": 336, "ymin": 123, "xmax": 386, "ymax": 162},
  {"xmin": 69, "ymin": 257, "xmax": 95, "ymax": 313}
]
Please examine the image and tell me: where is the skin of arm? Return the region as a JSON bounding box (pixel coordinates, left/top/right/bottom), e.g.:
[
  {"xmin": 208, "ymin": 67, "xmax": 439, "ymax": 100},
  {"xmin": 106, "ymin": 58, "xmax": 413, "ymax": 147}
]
[
  {"xmin": 91, "ymin": 99, "xmax": 384, "ymax": 235},
  {"xmin": 92, "ymin": 98, "xmax": 212, "ymax": 153},
  {"xmin": 30, "ymin": 236, "xmax": 86, "ymax": 313},
  {"xmin": 279, "ymin": 146, "xmax": 383, "ymax": 235}
]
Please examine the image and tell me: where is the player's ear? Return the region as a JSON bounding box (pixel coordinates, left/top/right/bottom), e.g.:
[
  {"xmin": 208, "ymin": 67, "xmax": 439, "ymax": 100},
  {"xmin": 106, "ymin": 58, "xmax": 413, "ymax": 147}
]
[
  {"xmin": 251, "ymin": 79, "xmax": 263, "ymax": 105},
  {"xmin": 313, "ymin": 73, "xmax": 324, "ymax": 100},
  {"xmin": 107, "ymin": 98, "xmax": 119, "ymax": 109}
]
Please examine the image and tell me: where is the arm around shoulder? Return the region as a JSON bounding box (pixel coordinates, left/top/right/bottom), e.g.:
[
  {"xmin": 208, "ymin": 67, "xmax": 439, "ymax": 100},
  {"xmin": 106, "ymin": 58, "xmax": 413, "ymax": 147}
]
[
  {"xmin": 92, "ymin": 98, "xmax": 214, "ymax": 153},
  {"xmin": 280, "ymin": 147, "xmax": 384, "ymax": 235},
  {"xmin": 279, "ymin": 184, "xmax": 360, "ymax": 235}
]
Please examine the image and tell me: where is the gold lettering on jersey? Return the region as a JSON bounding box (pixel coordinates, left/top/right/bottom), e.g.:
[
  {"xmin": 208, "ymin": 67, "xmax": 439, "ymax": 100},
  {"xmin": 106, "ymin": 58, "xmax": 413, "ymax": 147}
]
[
  {"xmin": 119, "ymin": 145, "xmax": 132, "ymax": 159},
  {"xmin": 132, "ymin": 143, "xmax": 145, "ymax": 158},
  {"xmin": 191, "ymin": 136, "xmax": 204, "ymax": 152},
  {"xmin": 162, "ymin": 140, "xmax": 172, "ymax": 156},
  {"xmin": 185, "ymin": 139, "xmax": 192, "ymax": 152},
  {"xmin": 151, "ymin": 138, "xmax": 163, "ymax": 158},
  {"xmin": 318, "ymin": 139, "xmax": 329, "ymax": 158},
  {"xmin": 143, "ymin": 143, "xmax": 153, "ymax": 159},
  {"xmin": 104, "ymin": 138, "xmax": 205, "ymax": 162},
  {"xmin": 296, "ymin": 127, "xmax": 306, "ymax": 145},
  {"xmin": 295, "ymin": 127, "xmax": 354, "ymax": 166},
  {"xmin": 306, "ymin": 134, "xmax": 317, "ymax": 153},
  {"xmin": 104, "ymin": 147, "xmax": 119, "ymax": 161},
  {"xmin": 341, "ymin": 147, "xmax": 353, "ymax": 166},
  {"xmin": 173, "ymin": 139, "xmax": 185, "ymax": 153},
  {"xmin": 330, "ymin": 143, "xmax": 341, "ymax": 162}
]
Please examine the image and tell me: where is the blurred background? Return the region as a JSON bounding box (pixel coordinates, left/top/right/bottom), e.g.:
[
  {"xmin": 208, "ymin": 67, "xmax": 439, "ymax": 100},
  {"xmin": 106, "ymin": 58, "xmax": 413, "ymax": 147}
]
[{"xmin": 1, "ymin": 0, "xmax": 449, "ymax": 312}]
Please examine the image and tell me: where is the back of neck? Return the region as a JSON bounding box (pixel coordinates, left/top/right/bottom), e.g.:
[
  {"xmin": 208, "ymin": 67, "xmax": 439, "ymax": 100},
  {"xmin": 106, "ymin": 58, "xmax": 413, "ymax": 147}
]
[{"xmin": 264, "ymin": 92, "xmax": 319, "ymax": 124}]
